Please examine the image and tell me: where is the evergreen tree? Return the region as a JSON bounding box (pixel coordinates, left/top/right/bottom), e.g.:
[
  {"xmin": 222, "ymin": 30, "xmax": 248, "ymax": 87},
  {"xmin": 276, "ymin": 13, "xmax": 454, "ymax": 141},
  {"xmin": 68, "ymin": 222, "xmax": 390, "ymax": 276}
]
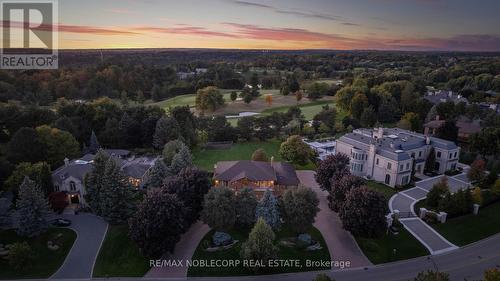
[
  {"xmin": 235, "ymin": 187, "xmax": 258, "ymax": 227},
  {"xmin": 162, "ymin": 139, "xmax": 186, "ymax": 165},
  {"xmin": 143, "ymin": 160, "xmax": 169, "ymax": 189},
  {"xmin": 201, "ymin": 186, "xmax": 236, "ymax": 231},
  {"xmin": 84, "ymin": 150, "xmax": 109, "ymax": 215},
  {"xmin": 170, "ymin": 145, "xmax": 192, "ymax": 174},
  {"xmin": 89, "ymin": 130, "xmax": 101, "ymax": 154},
  {"xmin": 152, "ymin": 116, "xmax": 181, "ymax": 149},
  {"xmin": 424, "ymin": 147, "xmax": 436, "ymax": 173},
  {"xmin": 16, "ymin": 177, "xmax": 50, "ymax": 237},
  {"xmin": 240, "ymin": 217, "xmax": 277, "ymax": 272},
  {"xmin": 99, "ymin": 158, "xmax": 137, "ymax": 224},
  {"xmin": 282, "ymin": 187, "xmax": 319, "ymax": 234},
  {"xmin": 255, "ymin": 190, "xmax": 280, "ymax": 230}
]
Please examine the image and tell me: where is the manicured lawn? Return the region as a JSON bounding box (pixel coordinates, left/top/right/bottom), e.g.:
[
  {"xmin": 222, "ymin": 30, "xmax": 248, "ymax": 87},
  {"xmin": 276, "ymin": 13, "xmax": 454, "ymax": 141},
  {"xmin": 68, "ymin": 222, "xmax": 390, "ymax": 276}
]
[
  {"xmin": 261, "ymin": 100, "xmax": 345, "ymax": 121},
  {"xmin": 93, "ymin": 225, "xmax": 150, "ymax": 277},
  {"xmin": 188, "ymin": 225, "xmax": 331, "ymax": 277},
  {"xmin": 193, "ymin": 140, "xmax": 315, "ymax": 171},
  {"xmin": 431, "ymin": 202, "xmax": 500, "ymax": 246},
  {"xmin": 355, "ymin": 228, "xmax": 429, "ymax": 264},
  {"xmin": 365, "ymin": 181, "xmax": 397, "ymax": 201},
  {"xmin": 0, "ymin": 227, "xmax": 76, "ymax": 279}
]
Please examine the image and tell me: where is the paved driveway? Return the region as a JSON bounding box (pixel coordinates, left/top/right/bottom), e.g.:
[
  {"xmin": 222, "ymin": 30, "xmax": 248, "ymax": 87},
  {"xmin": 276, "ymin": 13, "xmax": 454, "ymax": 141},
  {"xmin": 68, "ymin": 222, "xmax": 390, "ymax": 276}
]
[
  {"xmin": 50, "ymin": 213, "xmax": 108, "ymax": 279},
  {"xmin": 297, "ymin": 170, "xmax": 372, "ymax": 268},
  {"xmin": 387, "ymin": 174, "xmax": 473, "ymax": 255},
  {"xmin": 146, "ymin": 220, "xmax": 210, "ymax": 278}
]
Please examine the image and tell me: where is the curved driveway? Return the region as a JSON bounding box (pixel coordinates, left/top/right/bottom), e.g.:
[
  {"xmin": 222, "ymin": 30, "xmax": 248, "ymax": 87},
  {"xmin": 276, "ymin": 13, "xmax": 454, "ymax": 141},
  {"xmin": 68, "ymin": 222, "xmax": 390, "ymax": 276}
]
[
  {"xmin": 297, "ymin": 170, "xmax": 372, "ymax": 268},
  {"xmin": 50, "ymin": 213, "xmax": 108, "ymax": 279}
]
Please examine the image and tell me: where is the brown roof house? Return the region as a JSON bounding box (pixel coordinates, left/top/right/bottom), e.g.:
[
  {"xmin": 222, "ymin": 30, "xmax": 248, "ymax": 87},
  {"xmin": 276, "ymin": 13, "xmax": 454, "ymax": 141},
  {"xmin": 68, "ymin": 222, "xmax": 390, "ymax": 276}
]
[
  {"xmin": 424, "ymin": 116, "xmax": 482, "ymax": 143},
  {"xmin": 213, "ymin": 160, "xmax": 300, "ymax": 196}
]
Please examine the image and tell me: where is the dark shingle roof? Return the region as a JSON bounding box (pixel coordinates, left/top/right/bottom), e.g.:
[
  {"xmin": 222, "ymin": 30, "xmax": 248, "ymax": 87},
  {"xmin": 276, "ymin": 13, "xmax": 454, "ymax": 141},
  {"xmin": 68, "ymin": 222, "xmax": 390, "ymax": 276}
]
[{"xmin": 214, "ymin": 160, "xmax": 299, "ymax": 186}]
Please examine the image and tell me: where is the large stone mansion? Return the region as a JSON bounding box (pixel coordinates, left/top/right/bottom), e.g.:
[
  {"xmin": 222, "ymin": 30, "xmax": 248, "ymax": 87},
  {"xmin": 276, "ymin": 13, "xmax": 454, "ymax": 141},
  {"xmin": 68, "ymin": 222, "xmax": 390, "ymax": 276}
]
[{"xmin": 336, "ymin": 128, "xmax": 460, "ymax": 187}]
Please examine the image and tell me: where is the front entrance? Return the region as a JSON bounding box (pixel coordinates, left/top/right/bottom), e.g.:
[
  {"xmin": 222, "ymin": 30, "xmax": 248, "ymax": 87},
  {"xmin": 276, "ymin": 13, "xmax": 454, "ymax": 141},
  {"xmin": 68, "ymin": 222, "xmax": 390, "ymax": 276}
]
[
  {"xmin": 385, "ymin": 174, "xmax": 391, "ymax": 185},
  {"xmin": 70, "ymin": 194, "xmax": 80, "ymax": 204}
]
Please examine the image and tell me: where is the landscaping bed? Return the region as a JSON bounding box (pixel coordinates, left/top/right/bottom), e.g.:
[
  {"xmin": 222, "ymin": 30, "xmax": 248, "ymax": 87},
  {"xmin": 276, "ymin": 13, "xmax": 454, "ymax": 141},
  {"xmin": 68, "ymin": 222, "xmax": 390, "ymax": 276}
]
[
  {"xmin": 0, "ymin": 228, "xmax": 76, "ymax": 279},
  {"xmin": 93, "ymin": 225, "xmax": 149, "ymax": 277},
  {"xmin": 355, "ymin": 228, "xmax": 429, "ymax": 264},
  {"xmin": 188, "ymin": 225, "xmax": 330, "ymax": 277}
]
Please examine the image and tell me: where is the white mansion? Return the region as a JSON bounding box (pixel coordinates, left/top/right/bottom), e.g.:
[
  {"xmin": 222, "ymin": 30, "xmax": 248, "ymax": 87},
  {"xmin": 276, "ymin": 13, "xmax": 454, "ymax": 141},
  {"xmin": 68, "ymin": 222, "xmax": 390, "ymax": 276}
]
[{"xmin": 336, "ymin": 128, "xmax": 460, "ymax": 187}]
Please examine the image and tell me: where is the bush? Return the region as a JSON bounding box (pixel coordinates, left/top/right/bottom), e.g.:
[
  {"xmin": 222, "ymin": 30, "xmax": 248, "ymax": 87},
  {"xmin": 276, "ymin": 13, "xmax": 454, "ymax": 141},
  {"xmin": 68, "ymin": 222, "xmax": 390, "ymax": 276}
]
[
  {"xmin": 7, "ymin": 242, "xmax": 33, "ymax": 270},
  {"xmin": 426, "ymin": 178, "xmax": 450, "ymax": 209},
  {"xmin": 48, "ymin": 191, "xmax": 68, "ymax": 212},
  {"xmin": 471, "ymin": 186, "xmax": 483, "ymax": 206},
  {"xmin": 313, "ymin": 273, "xmax": 335, "ymax": 281},
  {"xmin": 414, "ymin": 270, "xmax": 449, "ymax": 281},
  {"xmin": 438, "ymin": 189, "xmax": 473, "ymax": 217}
]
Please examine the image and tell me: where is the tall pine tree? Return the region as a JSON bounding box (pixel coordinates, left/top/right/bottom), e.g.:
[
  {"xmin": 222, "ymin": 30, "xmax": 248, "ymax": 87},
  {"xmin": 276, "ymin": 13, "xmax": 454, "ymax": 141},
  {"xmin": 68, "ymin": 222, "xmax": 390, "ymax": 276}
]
[
  {"xmin": 99, "ymin": 158, "xmax": 137, "ymax": 224},
  {"xmin": 255, "ymin": 190, "xmax": 280, "ymax": 230},
  {"xmin": 170, "ymin": 145, "xmax": 192, "ymax": 174},
  {"xmin": 143, "ymin": 160, "xmax": 170, "ymax": 189},
  {"xmin": 16, "ymin": 177, "xmax": 51, "ymax": 237},
  {"xmin": 84, "ymin": 150, "xmax": 109, "ymax": 215},
  {"xmin": 89, "ymin": 130, "xmax": 101, "ymax": 154}
]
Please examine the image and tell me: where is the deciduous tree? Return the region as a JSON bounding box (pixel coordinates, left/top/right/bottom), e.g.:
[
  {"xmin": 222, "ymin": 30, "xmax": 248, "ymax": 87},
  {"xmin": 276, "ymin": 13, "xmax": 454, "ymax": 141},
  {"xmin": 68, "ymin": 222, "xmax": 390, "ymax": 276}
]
[
  {"xmin": 339, "ymin": 187, "xmax": 388, "ymax": 238},
  {"xmin": 129, "ymin": 189, "xmax": 186, "ymax": 258}
]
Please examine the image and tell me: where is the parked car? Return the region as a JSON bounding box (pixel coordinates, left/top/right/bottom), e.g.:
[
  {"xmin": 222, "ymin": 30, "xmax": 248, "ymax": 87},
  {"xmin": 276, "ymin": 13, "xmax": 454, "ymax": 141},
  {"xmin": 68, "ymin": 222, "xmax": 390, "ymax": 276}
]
[{"xmin": 52, "ymin": 218, "xmax": 71, "ymax": 227}]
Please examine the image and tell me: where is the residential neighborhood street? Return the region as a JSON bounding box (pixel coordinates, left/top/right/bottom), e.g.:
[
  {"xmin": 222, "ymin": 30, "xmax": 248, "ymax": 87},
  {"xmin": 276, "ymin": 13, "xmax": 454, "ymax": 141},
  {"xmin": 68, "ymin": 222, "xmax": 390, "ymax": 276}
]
[{"xmin": 50, "ymin": 213, "xmax": 108, "ymax": 279}]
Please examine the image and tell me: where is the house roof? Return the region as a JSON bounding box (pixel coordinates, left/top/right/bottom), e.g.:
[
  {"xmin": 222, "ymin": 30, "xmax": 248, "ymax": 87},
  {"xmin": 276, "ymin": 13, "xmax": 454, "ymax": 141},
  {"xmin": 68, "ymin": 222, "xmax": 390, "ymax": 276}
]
[
  {"xmin": 339, "ymin": 127, "xmax": 458, "ymax": 161},
  {"xmin": 52, "ymin": 151, "xmax": 155, "ymax": 185},
  {"xmin": 214, "ymin": 160, "xmax": 299, "ymax": 186}
]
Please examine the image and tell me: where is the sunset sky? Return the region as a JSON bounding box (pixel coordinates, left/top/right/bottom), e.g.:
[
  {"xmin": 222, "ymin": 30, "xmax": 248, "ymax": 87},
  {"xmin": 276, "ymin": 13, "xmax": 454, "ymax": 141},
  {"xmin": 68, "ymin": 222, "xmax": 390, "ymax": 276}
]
[{"xmin": 14, "ymin": 0, "xmax": 500, "ymax": 51}]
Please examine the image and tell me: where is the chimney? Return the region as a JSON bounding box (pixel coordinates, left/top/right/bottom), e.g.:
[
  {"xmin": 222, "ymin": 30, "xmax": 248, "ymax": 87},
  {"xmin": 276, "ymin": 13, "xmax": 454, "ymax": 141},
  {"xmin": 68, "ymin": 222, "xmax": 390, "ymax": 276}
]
[
  {"xmin": 64, "ymin": 158, "xmax": 69, "ymax": 166},
  {"xmin": 435, "ymin": 115, "xmax": 440, "ymax": 121},
  {"xmin": 270, "ymin": 156, "xmax": 274, "ymax": 166}
]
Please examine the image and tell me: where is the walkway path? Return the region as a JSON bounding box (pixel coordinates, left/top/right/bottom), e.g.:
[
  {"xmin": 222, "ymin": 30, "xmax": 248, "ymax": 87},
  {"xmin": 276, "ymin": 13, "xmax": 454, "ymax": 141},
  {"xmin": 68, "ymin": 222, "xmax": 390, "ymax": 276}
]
[
  {"xmin": 50, "ymin": 213, "xmax": 108, "ymax": 279},
  {"xmin": 296, "ymin": 170, "xmax": 372, "ymax": 268},
  {"xmin": 145, "ymin": 220, "xmax": 210, "ymax": 278},
  {"xmin": 388, "ymin": 174, "xmax": 472, "ymax": 255}
]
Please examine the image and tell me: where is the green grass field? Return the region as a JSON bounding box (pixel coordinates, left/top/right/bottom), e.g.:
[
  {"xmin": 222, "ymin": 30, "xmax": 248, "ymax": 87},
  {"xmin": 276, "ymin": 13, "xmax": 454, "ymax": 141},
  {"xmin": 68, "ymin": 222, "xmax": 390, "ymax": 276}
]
[
  {"xmin": 355, "ymin": 229, "xmax": 429, "ymax": 264},
  {"xmin": 0, "ymin": 228, "xmax": 76, "ymax": 279},
  {"xmin": 93, "ymin": 225, "xmax": 150, "ymax": 277},
  {"xmin": 192, "ymin": 140, "xmax": 315, "ymax": 171},
  {"xmin": 431, "ymin": 202, "xmax": 500, "ymax": 246},
  {"xmin": 188, "ymin": 225, "xmax": 331, "ymax": 277}
]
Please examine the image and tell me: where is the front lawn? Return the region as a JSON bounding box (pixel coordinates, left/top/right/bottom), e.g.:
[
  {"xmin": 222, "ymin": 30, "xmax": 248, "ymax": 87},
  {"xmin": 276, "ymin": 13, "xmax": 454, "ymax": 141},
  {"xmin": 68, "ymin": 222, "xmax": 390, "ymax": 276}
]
[
  {"xmin": 0, "ymin": 228, "xmax": 76, "ymax": 279},
  {"xmin": 192, "ymin": 140, "xmax": 315, "ymax": 171},
  {"xmin": 93, "ymin": 225, "xmax": 150, "ymax": 277},
  {"xmin": 431, "ymin": 202, "xmax": 500, "ymax": 246},
  {"xmin": 365, "ymin": 181, "xmax": 397, "ymax": 201},
  {"xmin": 188, "ymin": 225, "xmax": 331, "ymax": 277},
  {"xmin": 355, "ymin": 228, "xmax": 429, "ymax": 264}
]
